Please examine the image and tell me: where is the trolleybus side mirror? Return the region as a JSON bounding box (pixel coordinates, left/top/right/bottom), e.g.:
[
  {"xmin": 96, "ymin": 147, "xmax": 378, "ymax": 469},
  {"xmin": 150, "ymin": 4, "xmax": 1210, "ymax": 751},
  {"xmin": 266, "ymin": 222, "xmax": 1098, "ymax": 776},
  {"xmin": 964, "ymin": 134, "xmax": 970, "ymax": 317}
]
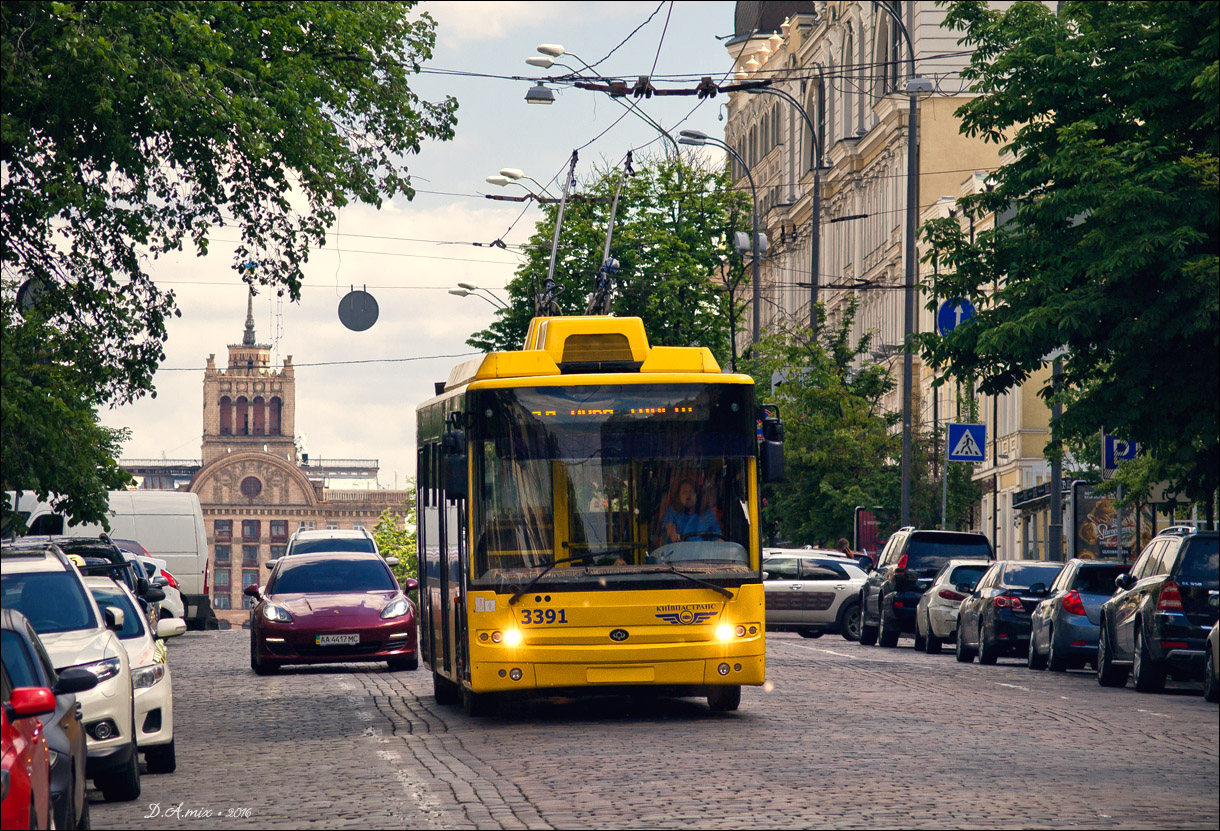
[
  {"xmin": 443, "ymin": 429, "xmax": 468, "ymax": 499},
  {"xmin": 758, "ymin": 405, "xmax": 785, "ymax": 484}
]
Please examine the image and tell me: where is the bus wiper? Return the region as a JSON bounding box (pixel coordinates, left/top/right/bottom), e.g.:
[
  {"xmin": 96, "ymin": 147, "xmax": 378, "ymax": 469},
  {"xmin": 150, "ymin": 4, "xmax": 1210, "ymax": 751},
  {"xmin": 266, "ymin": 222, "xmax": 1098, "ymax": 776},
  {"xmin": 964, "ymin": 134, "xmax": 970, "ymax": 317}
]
[
  {"xmin": 508, "ymin": 555, "xmax": 594, "ymax": 606},
  {"xmin": 607, "ymin": 565, "xmax": 734, "ymax": 599}
]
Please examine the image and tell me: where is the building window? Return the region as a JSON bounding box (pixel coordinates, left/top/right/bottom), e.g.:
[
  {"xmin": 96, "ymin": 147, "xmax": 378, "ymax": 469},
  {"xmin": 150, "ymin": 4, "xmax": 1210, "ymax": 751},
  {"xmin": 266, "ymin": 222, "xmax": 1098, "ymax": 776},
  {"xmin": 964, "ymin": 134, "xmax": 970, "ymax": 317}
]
[
  {"xmin": 353, "ymin": 522, "xmax": 365, "ymax": 531},
  {"xmin": 326, "ymin": 522, "xmax": 338, "ymax": 530},
  {"xmin": 219, "ymin": 396, "xmax": 232, "ymax": 436},
  {"xmin": 241, "ymin": 569, "xmax": 259, "ymax": 609},
  {"xmin": 270, "ymin": 520, "xmax": 288, "ymax": 542},
  {"xmin": 214, "ymin": 593, "xmax": 232, "ymax": 610},
  {"xmin": 215, "ymin": 520, "xmax": 232, "ymax": 542},
  {"xmin": 240, "ymin": 477, "xmax": 262, "ymax": 498},
  {"xmin": 252, "ymin": 396, "xmax": 266, "ymax": 435},
  {"xmin": 215, "ymin": 545, "xmax": 231, "ymax": 565},
  {"xmin": 299, "ymin": 520, "xmax": 315, "ymax": 532},
  {"xmin": 268, "ymin": 397, "xmax": 282, "ymax": 436},
  {"xmin": 243, "ymin": 545, "xmax": 259, "ymax": 566},
  {"xmin": 270, "ymin": 545, "xmax": 286, "ymax": 559},
  {"xmin": 242, "ymin": 519, "xmax": 261, "ymax": 540}
]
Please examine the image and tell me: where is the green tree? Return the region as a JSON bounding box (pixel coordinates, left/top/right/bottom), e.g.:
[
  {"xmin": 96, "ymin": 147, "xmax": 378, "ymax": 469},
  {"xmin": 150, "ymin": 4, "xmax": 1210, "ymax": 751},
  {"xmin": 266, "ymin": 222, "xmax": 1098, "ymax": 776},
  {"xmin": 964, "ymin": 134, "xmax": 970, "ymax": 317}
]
[
  {"xmin": 1, "ymin": 1, "xmax": 458, "ymax": 529},
  {"xmin": 372, "ymin": 503, "xmax": 416, "ymax": 587},
  {"xmin": 468, "ymin": 154, "xmax": 750, "ymax": 367},
  {"xmin": 919, "ymin": 1, "xmax": 1219, "ymax": 515}
]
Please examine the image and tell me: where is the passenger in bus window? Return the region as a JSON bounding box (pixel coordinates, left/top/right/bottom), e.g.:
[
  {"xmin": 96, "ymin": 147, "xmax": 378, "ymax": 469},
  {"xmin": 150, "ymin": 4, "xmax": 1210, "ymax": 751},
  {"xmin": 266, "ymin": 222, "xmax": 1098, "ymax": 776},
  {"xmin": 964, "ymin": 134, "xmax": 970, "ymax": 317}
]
[{"xmin": 662, "ymin": 479, "xmax": 722, "ymax": 542}]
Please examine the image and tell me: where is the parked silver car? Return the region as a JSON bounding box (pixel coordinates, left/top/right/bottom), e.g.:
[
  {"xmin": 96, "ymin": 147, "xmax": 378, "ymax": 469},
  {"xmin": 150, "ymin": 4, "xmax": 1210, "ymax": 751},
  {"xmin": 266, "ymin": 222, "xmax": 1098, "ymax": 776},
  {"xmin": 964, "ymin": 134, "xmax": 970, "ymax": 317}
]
[
  {"xmin": 1027, "ymin": 558, "xmax": 1131, "ymax": 672},
  {"xmin": 915, "ymin": 559, "xmax": 992, "ymax": 653},
  {"xmin": 762, "ymin": 550, "xmax": 867, "ymax": 640}
]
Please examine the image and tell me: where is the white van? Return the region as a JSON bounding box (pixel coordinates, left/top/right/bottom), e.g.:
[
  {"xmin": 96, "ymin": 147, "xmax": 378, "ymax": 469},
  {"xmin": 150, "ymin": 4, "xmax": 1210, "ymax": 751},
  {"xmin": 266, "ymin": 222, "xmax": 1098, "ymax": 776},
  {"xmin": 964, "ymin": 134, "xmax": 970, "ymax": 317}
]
[{"xmin": 5, "ymin": 490, "xmax": 214, "ymax": 629}]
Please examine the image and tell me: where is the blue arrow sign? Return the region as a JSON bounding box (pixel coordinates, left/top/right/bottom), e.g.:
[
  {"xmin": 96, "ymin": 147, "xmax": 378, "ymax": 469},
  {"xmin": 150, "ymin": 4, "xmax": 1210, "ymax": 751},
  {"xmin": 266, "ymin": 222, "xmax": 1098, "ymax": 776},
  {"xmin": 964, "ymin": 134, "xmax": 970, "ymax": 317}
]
[
  {"xmin": 947, "ymin": 423, "xmax": 986, "ymax": 462},
  {"xmin": 937, "ymin": 298, "xmax": 977, "ymax": 336}
]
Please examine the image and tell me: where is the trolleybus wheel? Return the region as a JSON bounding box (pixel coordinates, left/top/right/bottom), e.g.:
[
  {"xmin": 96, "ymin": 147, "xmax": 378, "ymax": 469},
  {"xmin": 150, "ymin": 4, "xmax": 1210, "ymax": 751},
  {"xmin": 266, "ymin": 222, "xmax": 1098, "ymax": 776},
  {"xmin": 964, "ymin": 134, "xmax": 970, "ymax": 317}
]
[
  {"xmin": 462, "ymin": 685, "xmax": 496, "ymax": 717},
  {"xmin": 706, "ymin": 684, "xmax": 741, "ymax": 712},
  {"xmin": 433, "ymin": 671, "xmax": 460, "ymax": 705}
]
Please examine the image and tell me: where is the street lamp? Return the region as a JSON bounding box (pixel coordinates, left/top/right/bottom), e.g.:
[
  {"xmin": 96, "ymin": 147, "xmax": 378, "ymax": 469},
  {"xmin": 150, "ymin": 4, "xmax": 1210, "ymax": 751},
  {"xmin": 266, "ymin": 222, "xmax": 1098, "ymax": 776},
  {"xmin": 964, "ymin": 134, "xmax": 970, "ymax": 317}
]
[
  {"xmin": 679, "ymin": 129, "xmax": 761, "ymax": 345},
  {"xmin": 524, "ymin": 81, "xmax": 555, "ymax": 105},
  {"xmin": 496, "ymin": 168, "xmax": 555, "ymax": 198},
  {"xmin": 449, "ymin": 282, "xmax": 508, "ymax": 310},
  {"xmin": 741, "ymin": 86, "xmax": 828, "ymax": 330},
  {"xmin": 873, "ymin": 0, "xmax": 934, "ymax": 527}
]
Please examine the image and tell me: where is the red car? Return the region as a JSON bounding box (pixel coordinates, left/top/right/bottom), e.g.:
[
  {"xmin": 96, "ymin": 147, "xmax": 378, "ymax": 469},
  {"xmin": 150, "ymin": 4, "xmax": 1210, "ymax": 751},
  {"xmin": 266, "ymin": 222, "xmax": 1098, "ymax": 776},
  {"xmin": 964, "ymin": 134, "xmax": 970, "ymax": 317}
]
[
  {"xmin": 1, "ymin": 667, "xmax": 55, "ymax": 831},
  {"xmin": 246, "ymin": 551, "xmax": 418, "ymax": 674}
]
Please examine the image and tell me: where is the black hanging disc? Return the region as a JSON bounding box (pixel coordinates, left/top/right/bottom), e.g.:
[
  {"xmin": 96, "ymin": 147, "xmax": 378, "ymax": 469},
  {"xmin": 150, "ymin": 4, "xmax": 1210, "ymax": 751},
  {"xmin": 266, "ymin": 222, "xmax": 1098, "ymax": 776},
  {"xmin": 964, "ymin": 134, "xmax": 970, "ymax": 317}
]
[{"xmin": 337, "ymin": 289, "xmax": 379, "ymax": 331}]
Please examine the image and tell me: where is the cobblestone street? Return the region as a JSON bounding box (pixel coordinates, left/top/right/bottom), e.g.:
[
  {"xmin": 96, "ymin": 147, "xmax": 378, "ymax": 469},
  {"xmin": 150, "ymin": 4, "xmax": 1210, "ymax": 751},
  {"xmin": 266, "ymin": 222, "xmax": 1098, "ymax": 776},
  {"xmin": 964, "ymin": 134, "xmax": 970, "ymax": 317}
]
[{"xmin": 87, "ymin": 629, "xmax": 1219, "ymax": 829}]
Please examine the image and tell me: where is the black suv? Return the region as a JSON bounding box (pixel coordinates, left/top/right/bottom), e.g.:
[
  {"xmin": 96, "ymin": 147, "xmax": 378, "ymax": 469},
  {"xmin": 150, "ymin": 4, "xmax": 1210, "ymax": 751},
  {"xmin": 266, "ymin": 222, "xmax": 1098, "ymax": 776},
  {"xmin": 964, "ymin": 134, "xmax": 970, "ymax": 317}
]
[
  {"xmin": 860, "ymin": 527, "xmax": 994, "ymax": 648},
  {"xmin": 1097, "ymin": 527, "xmax": 1219, "ymax": 692}
]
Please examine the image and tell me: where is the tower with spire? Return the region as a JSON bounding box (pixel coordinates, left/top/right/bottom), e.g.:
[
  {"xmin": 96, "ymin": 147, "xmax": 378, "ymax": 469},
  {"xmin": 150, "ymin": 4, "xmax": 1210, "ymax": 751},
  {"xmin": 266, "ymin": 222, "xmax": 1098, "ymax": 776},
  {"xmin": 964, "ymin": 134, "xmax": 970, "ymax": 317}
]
[{"xmin": 200, "ymin": 290, "xmax": 296, "ymax": 465}]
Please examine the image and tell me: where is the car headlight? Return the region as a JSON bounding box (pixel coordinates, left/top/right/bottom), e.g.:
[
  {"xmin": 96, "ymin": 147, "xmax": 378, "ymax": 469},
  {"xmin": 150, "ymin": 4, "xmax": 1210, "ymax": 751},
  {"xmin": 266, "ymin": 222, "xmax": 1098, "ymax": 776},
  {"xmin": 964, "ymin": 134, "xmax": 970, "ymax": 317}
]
[
  {"xmin": 76, "ymin": 656, "xmax": 122, "ymax": 683},
  {"xmin": 261, "ymin": 603, "xmax": 293, "ymax": 623},
  {"xmin": 132, "ymin": 663, "xmax": 167, "ymax": 690},
  {"xmin": 381, "ymin": 597, "xmax": 412, "ymax": 620}
]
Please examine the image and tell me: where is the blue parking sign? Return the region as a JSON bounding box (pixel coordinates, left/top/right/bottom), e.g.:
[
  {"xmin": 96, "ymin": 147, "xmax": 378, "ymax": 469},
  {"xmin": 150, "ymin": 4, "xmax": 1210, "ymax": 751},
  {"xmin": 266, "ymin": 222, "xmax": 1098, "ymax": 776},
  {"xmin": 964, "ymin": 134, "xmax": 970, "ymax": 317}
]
[{"xmin": 947, "ymin": 423, "xmax": 986, "ymax": 462}]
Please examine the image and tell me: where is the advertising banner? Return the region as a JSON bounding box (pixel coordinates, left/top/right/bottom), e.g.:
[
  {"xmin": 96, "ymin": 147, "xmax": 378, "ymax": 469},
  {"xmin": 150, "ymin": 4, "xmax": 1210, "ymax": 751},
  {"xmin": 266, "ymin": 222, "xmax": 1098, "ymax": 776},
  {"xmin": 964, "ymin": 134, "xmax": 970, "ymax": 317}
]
[{"xmin": 1070, "ymin": 482, "xmax": 1155, "ymax": 561}]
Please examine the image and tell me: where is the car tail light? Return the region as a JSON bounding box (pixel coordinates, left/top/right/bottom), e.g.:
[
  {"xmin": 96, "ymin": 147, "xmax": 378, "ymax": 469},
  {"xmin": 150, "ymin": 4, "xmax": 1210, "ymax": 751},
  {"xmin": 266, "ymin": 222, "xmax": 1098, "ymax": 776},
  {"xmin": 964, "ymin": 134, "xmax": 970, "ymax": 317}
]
[
  {"xmin": 1061, "ymin": 590, "xmax": 1087, "ymax": 616},
  {"xmin": 162, "ymin": 569, "xmax": 180, "ymax": 590},
  {"xmin": 1157, "ymin": 581, "xmax": 1184, "ymax": 612},
  {"xmin": 203, "ymin": 559, "xmax": 210, "ymax": 594},
  {"xmin": 894, "ymin": 552, "xmax": 908, "ymax": 577},
  {"xmin": 993, "ymin": 595, "xmax": 1025, "ymax": 611},
  {"xmin": 1160, "ymin": 641, "xmax": 1188, "ymax": 650},
  {"xmin": 938, "ymin": 589, "xmax": 966, "ymax": 602}
]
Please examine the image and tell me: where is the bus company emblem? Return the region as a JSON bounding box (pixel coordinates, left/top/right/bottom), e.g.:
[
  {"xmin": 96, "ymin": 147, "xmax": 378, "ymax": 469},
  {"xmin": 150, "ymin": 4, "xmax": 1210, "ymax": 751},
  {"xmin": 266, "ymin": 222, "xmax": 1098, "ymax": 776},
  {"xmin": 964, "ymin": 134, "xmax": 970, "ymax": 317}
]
[
  {"xmin": 609, "ymin": 629, "xmax": 629, "ymax": 642},
  {"xmin": 655, "ymin": 603, "xmax": 716, "ymax": 625}
]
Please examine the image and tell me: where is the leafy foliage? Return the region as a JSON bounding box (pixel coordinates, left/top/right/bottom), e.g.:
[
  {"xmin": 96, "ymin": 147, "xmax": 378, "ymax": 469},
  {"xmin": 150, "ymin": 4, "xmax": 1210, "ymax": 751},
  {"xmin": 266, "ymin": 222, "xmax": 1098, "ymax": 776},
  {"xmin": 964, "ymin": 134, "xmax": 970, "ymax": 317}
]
[
  {"xmin": 1, "ymin": 2, "xmax": 457, "ymax": 527},
  {"xmin": 372, "ymin": 503, "xmax": 417, "ymax": 587},
  {"xmin": 920, "ymin": 1, "xmax": 1219, "ymax": 507},
  {"xmin": 468, "ymin": 154, "xmax": 750, "ymax": 367}
]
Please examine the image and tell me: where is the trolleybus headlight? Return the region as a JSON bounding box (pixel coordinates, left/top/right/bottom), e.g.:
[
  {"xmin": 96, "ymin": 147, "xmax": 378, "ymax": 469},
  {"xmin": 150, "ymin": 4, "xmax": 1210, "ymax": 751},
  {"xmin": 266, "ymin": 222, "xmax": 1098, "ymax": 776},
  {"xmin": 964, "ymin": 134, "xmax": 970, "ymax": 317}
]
[
  {"xmin": 716, "ymin": 624, "xmax": 734, "ymax": 642},
  {"xmin": 717, "ymin": 662, "xmax": 731, "ymax": 676},
  {"xmin": 509, "ymin": 668, "xmax": 523, "ymax": 681},
  {"xmin": 480, "ymin": 633, "xmax": 490, "ymax": 642},
  {"xmin": 735, "ymin": 625, "xmax": 747, "ymax": 638},
  {"xmin": 504, "ymin": 629, "xmax": 522, "ymax": 647},
  {"xmin": 491, "ymin": 631, "xmax": 502, "ymax": 643}
]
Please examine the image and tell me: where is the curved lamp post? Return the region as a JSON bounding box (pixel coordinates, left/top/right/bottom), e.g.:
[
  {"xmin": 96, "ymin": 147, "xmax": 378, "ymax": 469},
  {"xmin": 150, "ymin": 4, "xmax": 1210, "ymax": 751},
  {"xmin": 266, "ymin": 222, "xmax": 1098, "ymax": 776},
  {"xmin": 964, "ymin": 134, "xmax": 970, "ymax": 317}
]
[
  {"xmin": 679, "ymin": 129, "xmax": 761, "ymax": 345},
  {"xmin": 449, "ymin": 281, "xmax": 508, "ymax": 310}
]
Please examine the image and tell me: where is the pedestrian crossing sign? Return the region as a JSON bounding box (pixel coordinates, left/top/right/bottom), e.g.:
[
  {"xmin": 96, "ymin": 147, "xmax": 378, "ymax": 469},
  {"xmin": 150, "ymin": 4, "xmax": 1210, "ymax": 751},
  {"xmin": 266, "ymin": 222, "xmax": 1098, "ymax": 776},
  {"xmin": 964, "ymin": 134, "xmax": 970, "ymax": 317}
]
[{"xmin": 947, "ymin": 423, "xmax": 986, "ymax": 462}]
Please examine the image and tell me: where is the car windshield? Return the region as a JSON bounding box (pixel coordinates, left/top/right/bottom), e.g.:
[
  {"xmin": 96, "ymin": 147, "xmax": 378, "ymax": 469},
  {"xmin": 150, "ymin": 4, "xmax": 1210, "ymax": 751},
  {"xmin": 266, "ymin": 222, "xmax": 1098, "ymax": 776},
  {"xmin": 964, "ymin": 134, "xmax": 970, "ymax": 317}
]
[
  {"xmin": 270, "ymin": 559, "xmax": 396, "ymax": 594},
  {"xmin": 0, "ymin": 572, "xmax": 99, "ymax": 634},
  {"xmin": 948, "ymin": 564, "xmax": 989, "ymax": 588},
  {"xmin": 87, "ymin": 583, "xmax": 146, "ymax": 640},
  {"xmin": 1073, "ymin": 564, "xmax": 1129, "ymax": 594},
  {"xmin": 467, "ymin": 383, "xmax": 755, "ymax": 592},
  {"xmin": 907, "ymin": 535, "xmax": 992, "ymax": 572},
  {"xmin": 1176, "ymin": 538, "xmax": 1219, "ymax": 587},
  {"xmin": 1001, "ymin": 563, "xmax": 1064, "ymax": 589},
  {"xmin": 289, "ymin": 538, "xmax": 377, "ymax": 556}
]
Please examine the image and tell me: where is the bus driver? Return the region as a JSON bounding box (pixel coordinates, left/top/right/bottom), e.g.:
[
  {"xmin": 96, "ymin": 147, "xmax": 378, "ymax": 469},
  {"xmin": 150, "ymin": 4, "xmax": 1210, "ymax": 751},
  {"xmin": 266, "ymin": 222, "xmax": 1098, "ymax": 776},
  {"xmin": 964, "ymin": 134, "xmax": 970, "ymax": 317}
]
[{"xmin": 662, "ymin": 478, "xmax": 721, "ymax": 543}]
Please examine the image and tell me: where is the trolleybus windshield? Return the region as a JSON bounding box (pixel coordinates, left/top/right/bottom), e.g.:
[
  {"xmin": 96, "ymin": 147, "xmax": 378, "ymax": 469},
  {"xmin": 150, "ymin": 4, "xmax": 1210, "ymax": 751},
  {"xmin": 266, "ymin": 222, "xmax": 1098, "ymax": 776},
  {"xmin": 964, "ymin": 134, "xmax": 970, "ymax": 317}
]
[{"xmin": 469, "ymin": 383, "xmax": 756, "ymax": 592}]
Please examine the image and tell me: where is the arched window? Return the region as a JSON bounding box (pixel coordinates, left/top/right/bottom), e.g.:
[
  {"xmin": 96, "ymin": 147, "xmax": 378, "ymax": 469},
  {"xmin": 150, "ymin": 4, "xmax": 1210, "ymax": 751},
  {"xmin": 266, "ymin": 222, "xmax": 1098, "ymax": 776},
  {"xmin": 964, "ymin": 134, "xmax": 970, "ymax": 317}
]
[
  {"xmin": 267, "ymin": 397, "xmax": 282, "ymax": 436},
  {"xmin": 252, "ymin": 396, "xmax": 266, "ymax": 435},
  {"xmin": 219, "ymin": 396, "xmax": 232, "ymax": 435},
  {"xmin": 843, "ymin": 28, "xmax": 854, "ymax": 137},
  {"xmin": 235, "ymin": 396, "xmax": 249, "ymax": 436}
]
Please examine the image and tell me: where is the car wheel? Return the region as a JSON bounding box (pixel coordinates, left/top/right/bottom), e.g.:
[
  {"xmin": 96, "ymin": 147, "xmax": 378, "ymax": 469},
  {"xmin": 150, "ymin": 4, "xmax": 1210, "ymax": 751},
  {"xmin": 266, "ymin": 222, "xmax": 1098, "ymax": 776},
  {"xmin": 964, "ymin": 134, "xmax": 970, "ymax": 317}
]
[
  {"xmin": 1096, "ymin": 621, "xmax": 1130, "ymax": 687},
  {"xmin": 925, "ymin": 630, "xmax": 942, "ymax": 654},
  {"xmin": 461, "ymin": 685, "xmax": 496, "ymax": 718},
  {"xmin": 97, "ymin": 709, "xmax": 141, "ymax": 802},
  {"xmin": 797, "ymin": 629, "xmax": 823, "ymax": 639},
  {"xmin": 955, "ymin": 623, "xmax": 975, "ymax": 663},
  {"xmin": 1132, "ymin": 627, "xmax": 1167, "ymax": 693},
  {"xmin": 839, "ymin": 601, "xmax": 862, "ymax": 642},
  {"xmin": 977, "ymin": 623, "xmax": 998, "ymax": 665},
  {"xmin": 250, "ymin": 636, "xmax": 280, "ymax": 675},
  {"xmin": 1204, "ymin": 645, "xmax": 1219, "ymax": 703},
  {"xmin": 387, "ymin": 655, "xmax": 419, "ymax": 671},
  {"xmin": 144, "ymin": 738, "xmax": 176, "ymax": 775},
  {"xmin": 1027, "ymin": 633, "xmax": 1048, "ymax": 670},
  {"xmin": 707, "ymin": 684, "xmax": 742, "ymax": 712},
  {"xmin": 1046, "ymin": 627, "xmax": 1069, "ymax": 672},
  {"xmin": 878, "ymin": 600, "xmax": 900, "ymax": 648},
  {"xmin": 433, "ymin": 671, "xmax": 460, "ymax": 705},
  {"xmin": 913, "ymin": 629, "xmax": 927, "ymax": 652},
  {"xmin": 77, "ymin": 795, "xmax": 92, "ymax": 830}
]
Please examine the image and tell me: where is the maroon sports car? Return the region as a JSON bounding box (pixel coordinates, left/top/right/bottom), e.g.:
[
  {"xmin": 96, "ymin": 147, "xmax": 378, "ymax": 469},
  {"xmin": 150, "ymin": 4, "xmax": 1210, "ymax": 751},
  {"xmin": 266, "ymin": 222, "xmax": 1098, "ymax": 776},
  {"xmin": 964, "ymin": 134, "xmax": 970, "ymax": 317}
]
[{"xmin": 247, "ymin": 550, "xmax": 418, "ymax": 674}]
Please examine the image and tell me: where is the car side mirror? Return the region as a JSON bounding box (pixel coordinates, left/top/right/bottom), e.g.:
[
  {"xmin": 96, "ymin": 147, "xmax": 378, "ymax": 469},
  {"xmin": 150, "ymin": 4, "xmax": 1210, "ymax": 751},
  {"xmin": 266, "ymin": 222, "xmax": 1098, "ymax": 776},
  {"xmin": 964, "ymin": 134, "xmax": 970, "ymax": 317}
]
[
  {"xmin": 385, "ymin": 557, "xmax": 400, "ymax": 567},
  {"xmin": 153, "ymin": 576, "xmax": 169, "ymax": 588},
  {"xmin": 7, "ymin": 687, "xmax": 57, "ymax": 719},
  {"xmin": 401, "ymin": 577, "xmax": 419, "ymax": 592},
  {"xmin": 1115, "ymin": 573, "xmax": 1134, "ymax": 591},
  {"xmin": 136, "ymin": 576, "xmax": 152, "ymax": 595},
  {"xmin": 103, "ymin": 606, "xmax": 125, "ymax": 631},
  {"xmin": 54, "ymin": 667, "xmax": 99, "ymax": 696},
  {"xmin": 156, "ymin": 618, "xmax": 187, "ymax": 639},
  {"xmin": 243, "ymin": 584, "xmax": 261, "ymax": 598},
  {"xmin": 143, "ymin": 587, "xmax": 166, "ymax": 603},
  {"xmin": 264, "ymin": 560, "xmax": 276, "ymax": 570},
  {"xmin": 760, "ymin": 570, "xmax": 771, "ymax": 581}
]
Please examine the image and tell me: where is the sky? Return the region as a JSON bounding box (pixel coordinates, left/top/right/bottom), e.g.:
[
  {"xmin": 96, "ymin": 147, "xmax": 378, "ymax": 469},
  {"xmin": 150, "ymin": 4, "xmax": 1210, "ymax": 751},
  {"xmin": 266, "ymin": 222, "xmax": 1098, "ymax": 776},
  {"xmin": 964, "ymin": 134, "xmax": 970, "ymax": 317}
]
[{"xmin": 99, "ymin": 1, "xmax": 737, "ymax": 488}]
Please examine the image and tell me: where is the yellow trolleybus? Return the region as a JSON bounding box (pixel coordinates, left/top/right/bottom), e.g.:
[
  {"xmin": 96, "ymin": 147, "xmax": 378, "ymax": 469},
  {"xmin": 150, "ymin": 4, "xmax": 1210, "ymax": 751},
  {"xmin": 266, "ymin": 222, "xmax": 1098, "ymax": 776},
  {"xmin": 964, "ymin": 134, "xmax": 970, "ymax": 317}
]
[{"xmin": 416, "ymin": 315, "xmax": 783, "ymax": 715}]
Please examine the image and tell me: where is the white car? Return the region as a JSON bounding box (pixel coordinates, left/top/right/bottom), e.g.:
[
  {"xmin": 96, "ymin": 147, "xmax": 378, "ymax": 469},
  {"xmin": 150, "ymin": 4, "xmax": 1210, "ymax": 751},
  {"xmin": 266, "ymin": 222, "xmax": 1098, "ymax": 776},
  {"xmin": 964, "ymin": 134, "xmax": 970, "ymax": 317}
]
[
  {"xmin": 84, "ymin": 576, "xmax": 185, "ymax": 774},
  {"xmin": 0, "ymin": 540, "xmax": 141, "ymax": 802},
  {"xmin": 119, "ymin": 548, "xmax": 186, "ymax": 620},
  {"xmin": 762, "ymin": 550, "xmax": 868, "ymax": 640},
  {"xmin": 914, "ymin": 559, "xmax": 993, "ymax": 653}
]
